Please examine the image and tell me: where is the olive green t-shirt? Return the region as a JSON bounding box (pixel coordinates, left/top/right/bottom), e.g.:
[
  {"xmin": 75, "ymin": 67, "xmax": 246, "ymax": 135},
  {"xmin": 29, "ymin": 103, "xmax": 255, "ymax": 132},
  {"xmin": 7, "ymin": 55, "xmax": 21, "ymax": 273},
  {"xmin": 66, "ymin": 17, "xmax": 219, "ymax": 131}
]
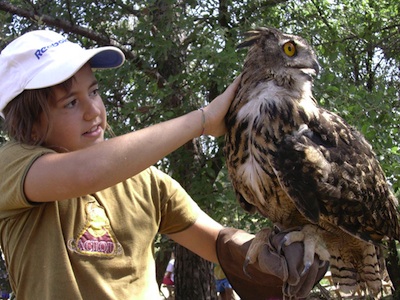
[{"xmin": 0, "ymin": 141, "xmax": 200, "ymax": 299}]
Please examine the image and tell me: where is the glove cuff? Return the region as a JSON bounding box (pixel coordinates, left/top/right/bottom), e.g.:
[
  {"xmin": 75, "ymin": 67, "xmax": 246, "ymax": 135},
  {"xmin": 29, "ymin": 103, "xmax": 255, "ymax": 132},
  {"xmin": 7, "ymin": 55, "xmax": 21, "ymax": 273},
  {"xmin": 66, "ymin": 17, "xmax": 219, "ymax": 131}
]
[{"xmin": 216, "ymin": 227, "xmax": 283, "ymax": 300}]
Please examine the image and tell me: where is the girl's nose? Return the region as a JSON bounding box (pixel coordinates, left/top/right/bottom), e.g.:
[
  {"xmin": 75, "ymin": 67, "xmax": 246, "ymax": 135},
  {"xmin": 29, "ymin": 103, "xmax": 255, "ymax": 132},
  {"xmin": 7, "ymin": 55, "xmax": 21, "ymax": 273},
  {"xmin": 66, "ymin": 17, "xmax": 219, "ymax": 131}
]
[{"xmin": 83, "ymin": 99, "xmax": 101, "ymax": 121}]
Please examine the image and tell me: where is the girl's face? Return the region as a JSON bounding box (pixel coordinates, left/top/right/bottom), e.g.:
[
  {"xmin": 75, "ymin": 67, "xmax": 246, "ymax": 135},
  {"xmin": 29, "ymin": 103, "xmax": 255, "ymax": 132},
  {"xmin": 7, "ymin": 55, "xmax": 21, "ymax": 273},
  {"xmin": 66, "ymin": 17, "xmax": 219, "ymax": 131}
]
[{"xmin": 33, "ymin": 64, "xmax": 107, "ymax": 151}]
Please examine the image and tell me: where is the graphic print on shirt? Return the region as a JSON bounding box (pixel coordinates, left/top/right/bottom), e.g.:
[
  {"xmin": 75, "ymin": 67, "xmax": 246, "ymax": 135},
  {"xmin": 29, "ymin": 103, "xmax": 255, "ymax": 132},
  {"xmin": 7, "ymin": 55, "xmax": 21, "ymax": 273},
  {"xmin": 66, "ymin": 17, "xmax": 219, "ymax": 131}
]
[{"xmin": 68, "ymin": 202, "xmax": 123, "ymax": 257}]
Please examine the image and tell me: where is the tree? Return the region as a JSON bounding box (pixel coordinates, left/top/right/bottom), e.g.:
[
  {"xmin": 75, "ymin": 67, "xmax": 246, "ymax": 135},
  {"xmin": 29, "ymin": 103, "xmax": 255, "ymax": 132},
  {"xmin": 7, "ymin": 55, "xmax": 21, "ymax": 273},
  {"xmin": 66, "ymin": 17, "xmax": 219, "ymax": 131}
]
[{"xmin": 1, "ymin": 0, "xmax": 399, "ymax": 298}]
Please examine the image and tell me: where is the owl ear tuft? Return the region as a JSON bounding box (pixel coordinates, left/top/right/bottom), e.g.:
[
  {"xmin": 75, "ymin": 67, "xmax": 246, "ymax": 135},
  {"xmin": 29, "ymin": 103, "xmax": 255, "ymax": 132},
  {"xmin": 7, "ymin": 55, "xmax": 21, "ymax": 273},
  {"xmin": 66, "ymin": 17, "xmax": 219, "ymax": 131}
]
[
  {"xmin": 236, "ymin": 37, "xmax": 257, "ymax": 49},
  {"xmin": 236, "ymin": 30, "xmax": 263, "ymax": 49},
  {"xmin": 236, "ymin": 27, "xmax": 275, "ymax": 49}
]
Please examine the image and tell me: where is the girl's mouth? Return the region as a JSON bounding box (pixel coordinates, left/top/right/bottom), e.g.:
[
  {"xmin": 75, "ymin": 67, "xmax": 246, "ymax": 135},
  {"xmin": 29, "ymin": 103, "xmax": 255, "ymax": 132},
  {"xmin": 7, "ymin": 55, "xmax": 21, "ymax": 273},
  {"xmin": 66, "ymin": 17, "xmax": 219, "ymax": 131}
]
[{"xmin": 83, "ymin": 125, "xmax": 102, "ymax": 137}]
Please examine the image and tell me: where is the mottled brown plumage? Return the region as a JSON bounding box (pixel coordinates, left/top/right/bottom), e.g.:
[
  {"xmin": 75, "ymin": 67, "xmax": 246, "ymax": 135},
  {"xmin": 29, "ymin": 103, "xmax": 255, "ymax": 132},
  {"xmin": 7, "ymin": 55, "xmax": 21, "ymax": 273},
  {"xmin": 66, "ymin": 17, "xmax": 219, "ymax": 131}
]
[{"xmin": 225, "ymin": 27, "xmax": 400, "ymax": 296}]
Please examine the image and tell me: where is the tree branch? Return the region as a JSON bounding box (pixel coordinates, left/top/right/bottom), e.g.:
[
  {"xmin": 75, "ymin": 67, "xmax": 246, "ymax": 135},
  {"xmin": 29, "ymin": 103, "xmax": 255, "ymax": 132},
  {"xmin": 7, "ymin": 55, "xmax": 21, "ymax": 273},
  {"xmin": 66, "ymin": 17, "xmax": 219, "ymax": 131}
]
[
  {"xmin": 0, "ymin": 1, "xmax": 167, "ymax": 86},
  {"xmin": 0, "ymin": 1, "xmax": 110, "ymax": 45}
]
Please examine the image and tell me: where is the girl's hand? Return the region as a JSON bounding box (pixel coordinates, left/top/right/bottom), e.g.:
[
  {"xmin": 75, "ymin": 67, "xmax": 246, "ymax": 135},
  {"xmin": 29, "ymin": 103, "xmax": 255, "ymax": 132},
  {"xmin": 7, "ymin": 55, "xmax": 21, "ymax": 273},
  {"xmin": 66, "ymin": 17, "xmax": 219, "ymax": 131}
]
[{"xmin": 202, "ymin": 75, "xmax": 241, "ymax": 137}]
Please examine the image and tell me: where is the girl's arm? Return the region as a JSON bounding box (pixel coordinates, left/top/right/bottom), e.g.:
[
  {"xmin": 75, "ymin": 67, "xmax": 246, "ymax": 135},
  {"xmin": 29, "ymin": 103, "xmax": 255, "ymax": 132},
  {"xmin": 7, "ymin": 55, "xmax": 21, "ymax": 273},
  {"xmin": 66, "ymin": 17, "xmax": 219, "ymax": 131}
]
[
  {"xmin": 168, "ymin": 211, "xmax": 224, "ymax": 263},
  {"xmin": 25, "ymin": 76, "xmax": 240, "ymax": 202}
]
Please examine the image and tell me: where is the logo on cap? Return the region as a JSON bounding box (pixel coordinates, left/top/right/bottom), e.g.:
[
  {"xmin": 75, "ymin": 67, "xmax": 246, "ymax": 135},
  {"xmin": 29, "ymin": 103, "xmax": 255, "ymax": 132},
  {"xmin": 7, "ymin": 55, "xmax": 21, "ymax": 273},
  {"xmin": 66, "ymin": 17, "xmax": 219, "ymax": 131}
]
[{"xmin": 35, "ymin": 38, "xmax": 68, "ymax": 60}]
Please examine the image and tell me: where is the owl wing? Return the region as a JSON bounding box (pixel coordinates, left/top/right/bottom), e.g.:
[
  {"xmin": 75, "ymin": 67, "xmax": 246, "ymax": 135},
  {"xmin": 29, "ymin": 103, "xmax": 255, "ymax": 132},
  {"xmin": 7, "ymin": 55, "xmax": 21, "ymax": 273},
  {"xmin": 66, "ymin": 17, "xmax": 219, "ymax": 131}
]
[{"xmin": 271, "ymin": 108, "xmax": 400, "ymax": 242}]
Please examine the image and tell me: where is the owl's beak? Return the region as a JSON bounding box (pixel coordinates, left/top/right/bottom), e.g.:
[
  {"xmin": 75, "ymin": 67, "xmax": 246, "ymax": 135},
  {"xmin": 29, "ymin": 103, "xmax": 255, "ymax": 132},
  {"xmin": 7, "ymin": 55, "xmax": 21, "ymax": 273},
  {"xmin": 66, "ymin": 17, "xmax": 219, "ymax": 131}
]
[
  {"xmin": 300, "ymin": 60, "xmax": 320, "ymax": 78},
  {"xmin": 312, "ymin": 60, "xmax": 320, "ymax": 76}
]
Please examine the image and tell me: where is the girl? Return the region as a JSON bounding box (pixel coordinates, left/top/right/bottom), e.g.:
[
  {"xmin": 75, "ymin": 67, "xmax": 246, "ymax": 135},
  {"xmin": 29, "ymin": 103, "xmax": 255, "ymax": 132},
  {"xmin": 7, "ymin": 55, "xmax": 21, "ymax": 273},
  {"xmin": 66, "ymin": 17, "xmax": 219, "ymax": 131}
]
[{"xmin": 0, "ymin": 30, "xmax": 327, "ymax": 299}]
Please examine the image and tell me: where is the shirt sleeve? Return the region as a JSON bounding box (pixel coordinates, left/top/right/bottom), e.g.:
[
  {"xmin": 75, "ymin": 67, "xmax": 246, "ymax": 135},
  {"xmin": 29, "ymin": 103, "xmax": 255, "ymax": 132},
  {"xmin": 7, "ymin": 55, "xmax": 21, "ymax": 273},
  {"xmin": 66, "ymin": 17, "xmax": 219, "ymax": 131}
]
[
  {"xmin": 0, "ymin": 142, "xmax": 54, "ymax": 218},
  {"xmin": 150, "ymin": 167, "xmax": 200, "ymax": 235}
]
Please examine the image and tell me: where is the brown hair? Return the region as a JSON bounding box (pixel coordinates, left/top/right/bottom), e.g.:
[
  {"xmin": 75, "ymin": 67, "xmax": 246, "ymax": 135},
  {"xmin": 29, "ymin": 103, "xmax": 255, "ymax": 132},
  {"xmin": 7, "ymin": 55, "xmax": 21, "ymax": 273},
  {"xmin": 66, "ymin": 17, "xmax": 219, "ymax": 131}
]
[
  {"xmin": 2, "ymin": 79, "xmax": 73, "ymax": 146},
  {"xmin": 3, "ymin": 88, "xmax": 51, "ymax": 145}
]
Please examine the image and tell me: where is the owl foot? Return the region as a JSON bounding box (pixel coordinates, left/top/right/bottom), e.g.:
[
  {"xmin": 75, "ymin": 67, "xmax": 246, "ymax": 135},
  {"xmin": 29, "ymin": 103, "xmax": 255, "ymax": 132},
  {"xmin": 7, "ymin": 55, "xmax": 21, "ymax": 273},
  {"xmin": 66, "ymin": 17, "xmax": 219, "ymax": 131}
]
[
  {"xmin": 282, "ymin": 224, "xmax": 330, "ymax": 275},
  {"xmin": 242, "ymin": 225, "xmax": 330, "ymax": 289},
  {"xmin": 243, "ymin": 228, "xmax": 271, "ymax": 277}
]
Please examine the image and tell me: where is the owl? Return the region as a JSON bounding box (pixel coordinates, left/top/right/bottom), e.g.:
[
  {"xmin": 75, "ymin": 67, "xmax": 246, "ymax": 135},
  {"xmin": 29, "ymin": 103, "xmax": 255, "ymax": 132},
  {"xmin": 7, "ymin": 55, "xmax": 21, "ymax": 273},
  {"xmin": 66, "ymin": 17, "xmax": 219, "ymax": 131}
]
[{"xmin": 225, "ymin": 27, "xmax": 400, "ymax": 297}]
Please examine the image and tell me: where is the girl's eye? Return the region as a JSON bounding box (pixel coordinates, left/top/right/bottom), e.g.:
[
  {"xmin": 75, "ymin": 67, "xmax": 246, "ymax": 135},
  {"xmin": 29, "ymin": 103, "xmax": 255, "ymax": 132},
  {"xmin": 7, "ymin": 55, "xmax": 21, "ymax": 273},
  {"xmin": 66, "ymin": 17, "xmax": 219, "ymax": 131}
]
[
  {"xmin": 283, "ymin": 41, "xmax": 296, "ymax": 57},
  {"xmin": 65, "ymin": 99, "xmax": 77, "ymax": 109},
  {"xmin": 90, "ymin": 88, "xmax": 99, "ymax": 97}
]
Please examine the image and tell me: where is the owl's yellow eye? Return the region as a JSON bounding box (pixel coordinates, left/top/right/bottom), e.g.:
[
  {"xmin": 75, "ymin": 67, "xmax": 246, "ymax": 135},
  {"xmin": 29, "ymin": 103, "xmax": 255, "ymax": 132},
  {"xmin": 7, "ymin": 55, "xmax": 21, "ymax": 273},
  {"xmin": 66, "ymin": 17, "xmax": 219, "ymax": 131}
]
[{"xmin": 283, "ymin": 42, "xmax": 296, "ymax": 57}]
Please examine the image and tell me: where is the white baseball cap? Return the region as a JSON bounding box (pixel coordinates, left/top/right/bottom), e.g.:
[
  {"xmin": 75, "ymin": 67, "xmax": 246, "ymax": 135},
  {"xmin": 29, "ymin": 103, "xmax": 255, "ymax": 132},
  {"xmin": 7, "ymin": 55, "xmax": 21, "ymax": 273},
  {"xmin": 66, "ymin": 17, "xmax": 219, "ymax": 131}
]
[{"xmin": 0, "ymin": 30, "xmax": 125, "ymax": 117}]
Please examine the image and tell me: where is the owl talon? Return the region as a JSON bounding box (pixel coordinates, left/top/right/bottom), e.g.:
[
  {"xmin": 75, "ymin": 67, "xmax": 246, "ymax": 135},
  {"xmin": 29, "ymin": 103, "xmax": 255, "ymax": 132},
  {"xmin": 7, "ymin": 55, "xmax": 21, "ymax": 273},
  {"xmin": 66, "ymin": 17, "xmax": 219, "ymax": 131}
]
[
  {"xmin": 243, "ymin": 257, "xmax": 252, "ymax": 278},
  {"xmin": 301, "ymin": 261, "xmax": 312, "ymax": 276},
  {"xmin": 319, "ymin": 260, "xmax": 328, "ymax": 269},
  {"xmin": 276, "ymin": 236, "xmax": 287, "ymax": 254}
]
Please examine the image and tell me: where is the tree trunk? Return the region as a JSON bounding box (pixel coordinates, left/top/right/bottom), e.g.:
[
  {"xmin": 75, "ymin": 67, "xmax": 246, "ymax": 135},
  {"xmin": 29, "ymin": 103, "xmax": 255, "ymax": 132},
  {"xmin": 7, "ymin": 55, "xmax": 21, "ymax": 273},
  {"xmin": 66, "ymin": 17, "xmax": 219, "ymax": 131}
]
[
  {"xmin": 174, "ymin": 244, "xmax": 217, "ymax": 300},
  {"xmin": 386, "ymin": 239, "xmax": 400, "ymax": 295}
]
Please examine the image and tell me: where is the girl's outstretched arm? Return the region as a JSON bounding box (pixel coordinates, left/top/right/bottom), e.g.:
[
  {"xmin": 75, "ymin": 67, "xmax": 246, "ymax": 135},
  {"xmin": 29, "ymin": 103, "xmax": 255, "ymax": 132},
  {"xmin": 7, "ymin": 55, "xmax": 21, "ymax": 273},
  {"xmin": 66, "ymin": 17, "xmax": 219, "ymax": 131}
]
[{"xmin": 25, "ymin": 76, "xmax": 240, "ymax": 202}]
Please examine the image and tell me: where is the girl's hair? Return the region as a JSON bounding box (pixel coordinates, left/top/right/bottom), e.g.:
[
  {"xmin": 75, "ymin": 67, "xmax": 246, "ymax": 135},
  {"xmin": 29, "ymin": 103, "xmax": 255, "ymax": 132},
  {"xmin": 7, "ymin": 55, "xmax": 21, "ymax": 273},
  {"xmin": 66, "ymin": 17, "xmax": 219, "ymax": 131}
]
[
  {"xmin": 2, "ymin": 79, "xmax": 73, "ymax": 146},
  {"xmin": 3, "ymin": 88, "xmax": 52, "ymax": 145}
]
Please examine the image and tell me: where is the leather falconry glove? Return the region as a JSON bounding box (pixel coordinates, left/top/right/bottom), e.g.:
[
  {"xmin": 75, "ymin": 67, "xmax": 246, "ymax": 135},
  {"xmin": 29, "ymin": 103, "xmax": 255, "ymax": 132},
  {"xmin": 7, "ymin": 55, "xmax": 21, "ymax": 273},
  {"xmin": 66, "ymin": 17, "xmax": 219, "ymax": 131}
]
[{"xmin": 216, "ymin": 227, "xmax": 329, "ymax": 300}]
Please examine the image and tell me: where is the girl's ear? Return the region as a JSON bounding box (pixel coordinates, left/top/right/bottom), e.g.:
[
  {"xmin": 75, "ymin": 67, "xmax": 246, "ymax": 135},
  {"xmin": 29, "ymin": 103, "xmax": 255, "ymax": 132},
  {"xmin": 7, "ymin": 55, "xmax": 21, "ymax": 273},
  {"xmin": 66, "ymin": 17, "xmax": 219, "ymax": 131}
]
[
  {"xmin": 31, "ymin": 128, "xmax": 38, "ymax": 143},
  {"xmin": 31, "ymin": 122, "xmax": 42, "ymax": 143},
  {"xmin": 31, "ymin": 112, "xmax": 50, "ymax": 145}
]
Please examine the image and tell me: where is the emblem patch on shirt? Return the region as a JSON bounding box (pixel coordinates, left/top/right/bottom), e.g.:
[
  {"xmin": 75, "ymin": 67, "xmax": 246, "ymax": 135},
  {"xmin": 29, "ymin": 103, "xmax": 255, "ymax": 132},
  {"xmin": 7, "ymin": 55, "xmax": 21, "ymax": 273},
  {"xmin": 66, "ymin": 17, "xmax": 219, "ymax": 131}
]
[{"xmin": 68, "ymin": 202, "xmax": 123, "ymax": 257}]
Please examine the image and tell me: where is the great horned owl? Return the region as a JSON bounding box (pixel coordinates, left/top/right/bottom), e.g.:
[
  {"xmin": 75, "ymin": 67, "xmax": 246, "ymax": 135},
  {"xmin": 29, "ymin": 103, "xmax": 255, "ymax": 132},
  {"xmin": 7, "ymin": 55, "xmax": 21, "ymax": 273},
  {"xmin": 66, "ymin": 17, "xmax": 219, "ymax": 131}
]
[{"xmin": 225, "ymin": 27, "xmax": 400, "ymax": 297}]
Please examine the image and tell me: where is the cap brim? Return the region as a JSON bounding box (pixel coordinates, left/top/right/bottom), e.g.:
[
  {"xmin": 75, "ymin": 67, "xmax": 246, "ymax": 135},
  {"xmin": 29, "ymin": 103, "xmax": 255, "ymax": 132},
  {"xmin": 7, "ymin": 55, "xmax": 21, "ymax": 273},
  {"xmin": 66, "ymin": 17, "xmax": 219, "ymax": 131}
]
[{"xmin": 90, "ymin": 47, "xmax": 124, "ymax": 69}]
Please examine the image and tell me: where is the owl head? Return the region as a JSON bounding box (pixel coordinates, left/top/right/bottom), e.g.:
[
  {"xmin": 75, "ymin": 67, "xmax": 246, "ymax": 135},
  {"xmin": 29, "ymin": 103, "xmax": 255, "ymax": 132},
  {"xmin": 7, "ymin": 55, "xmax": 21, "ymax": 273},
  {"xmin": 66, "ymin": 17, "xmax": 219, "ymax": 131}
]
[{"xmin": 238, "ymin": 27, "xmax": 320, "ymax": 81}]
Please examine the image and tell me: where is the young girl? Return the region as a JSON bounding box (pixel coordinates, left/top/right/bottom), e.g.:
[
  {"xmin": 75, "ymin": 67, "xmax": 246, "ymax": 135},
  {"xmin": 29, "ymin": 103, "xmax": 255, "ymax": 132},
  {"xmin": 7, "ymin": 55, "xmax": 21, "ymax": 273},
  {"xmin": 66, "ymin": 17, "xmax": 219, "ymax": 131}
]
[{"xmin": 0, "ymin": 30, "xmax": 327, "ymax": 299}]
